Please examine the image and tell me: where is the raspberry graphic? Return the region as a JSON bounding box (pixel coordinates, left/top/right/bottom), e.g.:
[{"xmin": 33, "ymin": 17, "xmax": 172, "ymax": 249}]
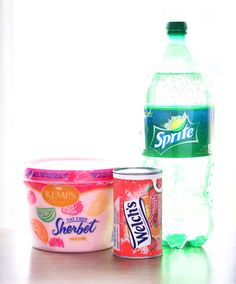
[
  {"xmin": 49, "ymin": 237, "xmax": 64, "ymax": 248},
  {"xmin": 28, "ymin": 190, "xmax": 36, "ymax": 204},
  {"xmin": 61, "ymin": 201, "xmax": 84, "ymax": 215}
]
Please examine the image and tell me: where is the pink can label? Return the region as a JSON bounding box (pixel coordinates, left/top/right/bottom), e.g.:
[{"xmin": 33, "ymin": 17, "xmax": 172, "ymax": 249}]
[{"xmin": 113, "ymin": 174, "xmax": 162, "ymax": 258}]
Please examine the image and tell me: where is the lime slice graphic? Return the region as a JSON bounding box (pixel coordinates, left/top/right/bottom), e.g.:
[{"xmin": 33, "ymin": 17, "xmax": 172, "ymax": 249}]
[
  {"xmin": 36, "ymin": 207, "xmax": 56, "ymax": 223},
  {"xmin": 170, "ymin": 118, "xmax": 186, "ymax": 132}
]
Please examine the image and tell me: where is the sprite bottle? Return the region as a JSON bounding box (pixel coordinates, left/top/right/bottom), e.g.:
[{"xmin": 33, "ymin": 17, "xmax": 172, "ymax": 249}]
[{"xmin": 143, "ymin": 22, "xmax": 214, "ymax": 248}]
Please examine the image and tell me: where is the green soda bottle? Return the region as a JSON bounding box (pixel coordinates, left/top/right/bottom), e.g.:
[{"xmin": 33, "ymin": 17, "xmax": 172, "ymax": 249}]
[{"xmin": 143, "ymin": 22, "xmax": 214, "ymax": 248}]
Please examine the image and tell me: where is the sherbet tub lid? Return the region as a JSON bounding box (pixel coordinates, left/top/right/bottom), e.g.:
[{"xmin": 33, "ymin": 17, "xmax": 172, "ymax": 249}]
[{"xmin": 24, "ymin": 158, "xmax": 113, "ymax": 184}]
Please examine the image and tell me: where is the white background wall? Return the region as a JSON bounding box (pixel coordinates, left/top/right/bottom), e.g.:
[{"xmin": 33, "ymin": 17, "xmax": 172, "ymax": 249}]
[{"xmin": 0, "ymin": 0, "xmax": 235, "ymax": 228}]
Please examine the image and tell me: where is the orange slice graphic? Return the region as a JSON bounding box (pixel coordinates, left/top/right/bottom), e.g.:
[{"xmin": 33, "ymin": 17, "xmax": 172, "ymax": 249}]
[
  {"xmin": 86, "ymin": 191, "xmax": 107, "ymax": 216},
  {"xmin": 31, "ymin": 218, "xmax": 49, "ymax": 244}
]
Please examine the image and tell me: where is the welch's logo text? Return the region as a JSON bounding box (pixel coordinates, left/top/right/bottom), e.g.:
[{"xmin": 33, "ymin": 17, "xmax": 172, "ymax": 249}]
[
  {"xmin": 124, "ymin": 198, "xmax": 151, "ymax": 249},
  {"xmin": 151, "ymin": 112, "xmax": 199, "ymax": 154}
]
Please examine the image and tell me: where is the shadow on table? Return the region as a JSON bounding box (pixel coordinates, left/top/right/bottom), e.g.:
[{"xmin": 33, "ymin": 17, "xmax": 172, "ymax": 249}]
[
  {"xmin": 161, "ymin": 246, "xmax": 211, "ymax": 284},
  {"xmin": 27, "ymin": 246, "xmax": 210, "ymax": 284}
]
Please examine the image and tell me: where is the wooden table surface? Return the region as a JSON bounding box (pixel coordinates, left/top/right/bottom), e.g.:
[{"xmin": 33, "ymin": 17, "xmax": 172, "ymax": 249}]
[{"xmin": 0, "ymin": 228, "xmax": 235, "ymax": 284}]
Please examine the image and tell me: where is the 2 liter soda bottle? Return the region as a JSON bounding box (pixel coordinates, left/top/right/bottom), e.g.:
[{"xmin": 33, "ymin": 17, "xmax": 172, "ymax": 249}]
[{"xmin": 143, "ymin": 22, "xmax": 214, "ymax": 248}]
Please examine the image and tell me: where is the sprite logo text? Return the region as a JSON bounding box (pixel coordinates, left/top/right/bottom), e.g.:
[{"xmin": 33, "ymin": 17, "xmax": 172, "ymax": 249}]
[
  {"xmin": 144, "ymin": 107, "xmax": 212, "ymax": 157},
  {"xmin": 151, "ymin": 112, "xmax": 199, "ymax": 155}
]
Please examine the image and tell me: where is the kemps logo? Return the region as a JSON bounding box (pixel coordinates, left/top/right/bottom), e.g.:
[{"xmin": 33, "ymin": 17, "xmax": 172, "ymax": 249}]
[
  {"xmin": 42, "ymin": 184, "xmax": 80, "ymax": 207},
  {"xmin": 124, "ymin": 198, "xmax": 151, "ymax": 249},
  {"xmin": 151, "ymin": 112, "xmax": 199, "ymax": 155}
]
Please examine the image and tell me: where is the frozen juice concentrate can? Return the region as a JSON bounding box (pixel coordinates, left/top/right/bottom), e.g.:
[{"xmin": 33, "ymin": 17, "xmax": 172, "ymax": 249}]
[{"xmin": 113, "ymin": 167, "xmax": 162, "ymax": 259}]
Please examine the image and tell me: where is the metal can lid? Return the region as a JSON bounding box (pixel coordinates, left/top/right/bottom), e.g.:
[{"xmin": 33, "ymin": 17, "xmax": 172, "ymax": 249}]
[
  {"xmin": 113, "ymin": 167, "xmax": 162, "ymax": 176},
  {"xmin": 24, "ymin": 158, "xmax": 114, "ymax": 184}
]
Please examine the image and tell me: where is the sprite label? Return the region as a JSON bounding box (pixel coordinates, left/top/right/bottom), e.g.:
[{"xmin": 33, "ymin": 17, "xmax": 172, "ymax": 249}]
[{"xmin": 143, "ymin": 106, "xmax": 214, "ymax": 158}]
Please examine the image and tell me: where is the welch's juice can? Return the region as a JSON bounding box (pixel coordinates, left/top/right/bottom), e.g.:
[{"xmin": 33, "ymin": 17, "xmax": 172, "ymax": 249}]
[{"xmin": 113, "ymin": 167, "xmax": 162, "ymax": 259}]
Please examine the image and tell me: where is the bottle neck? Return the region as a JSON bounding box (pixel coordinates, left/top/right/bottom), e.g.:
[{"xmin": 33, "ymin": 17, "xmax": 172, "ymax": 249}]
[
  {"xmin": 168, "ymin": 34, "xmax": 186, "ymax": 43},
  {"xmin": 158, "ymin": 33, "xmax": 197, "ymax": 73}
]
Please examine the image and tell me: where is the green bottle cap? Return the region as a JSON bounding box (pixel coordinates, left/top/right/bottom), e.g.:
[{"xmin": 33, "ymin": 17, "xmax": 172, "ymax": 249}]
[{"xmin": 166, "ymin": 21, "xmax": 187, "ymax": 35}]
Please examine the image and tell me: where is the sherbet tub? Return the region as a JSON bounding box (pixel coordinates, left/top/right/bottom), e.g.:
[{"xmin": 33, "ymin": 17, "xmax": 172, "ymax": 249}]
[{"xmin": 24, "ymin": 159, "xmax": 113, "ymax": 252}]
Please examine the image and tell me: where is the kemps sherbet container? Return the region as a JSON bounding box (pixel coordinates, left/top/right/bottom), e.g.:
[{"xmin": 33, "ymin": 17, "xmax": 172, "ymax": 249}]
[{"xmin": 24, "ymin": 158, "xmax": 113, "ymax": 252}]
